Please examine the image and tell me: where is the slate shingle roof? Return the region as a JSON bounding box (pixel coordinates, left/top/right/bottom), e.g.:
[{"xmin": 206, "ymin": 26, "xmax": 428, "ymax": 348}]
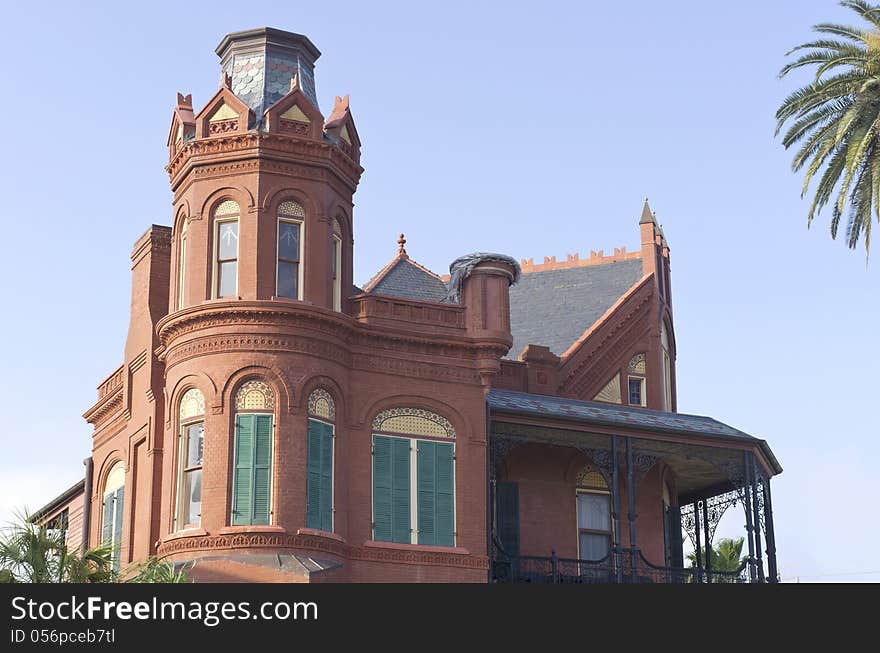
[
  {"xmin": 488, "ymin": 389, "xmax": 754, "ymax": 440},
  {"xmin": 487, "ymin": 389, "xmax": 783, "ymax": 474},
  {"xmin": 507, "ymin": 259, "xmax": 643, "ymax": 359},
  {"xmin": 367, "ymin": 258, "xmax": 448, "ymax": 303}
]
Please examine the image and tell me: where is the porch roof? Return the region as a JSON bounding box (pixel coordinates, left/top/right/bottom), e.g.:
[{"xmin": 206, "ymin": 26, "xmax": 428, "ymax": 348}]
[{"xmin": 487, "ymin": 389, "xmax": 781, "ymax": 475}]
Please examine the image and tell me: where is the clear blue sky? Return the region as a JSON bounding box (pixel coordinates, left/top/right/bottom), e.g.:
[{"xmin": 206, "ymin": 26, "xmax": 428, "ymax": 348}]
[{"xmin": 1, "ymin": 0, "xmax": 877, "ymax": 582}]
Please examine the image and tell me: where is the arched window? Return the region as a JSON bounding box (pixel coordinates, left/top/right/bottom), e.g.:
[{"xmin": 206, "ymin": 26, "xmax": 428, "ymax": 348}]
[
  {"xmin": 231, "ymin": 381, "xmax": 274, "ymax": 526},
  {"xmin": 331, "ymin": 218, "xmax": 342, "ymax": 311},
  {"xmin": 214, "ymin": 200, "xmax": 239, "ymax": 298},
  {"xmin": 371, "ymin": 408, "xmax": 455, "ymax": 546},
  {"xmin": 176, "ymin": 388, "xmax": 204, "ymax": 529},
  {"xmin": 306, "ymin": 389, "xmax": 336, "ymax": 532},
  {"xmin": 627, "ymin": 353, "xmax": 647, "ymax": 407},
  {"xmin": 576, "ymin": 466, "xmax": 611, "ymax": 562},
  {"xmin": 661, "ymin": 322, "xmax": 673, "ymax": 411},
  {"xmin": 101, "ymin": 462, "xmax": 125, "ymax": 571},
  {"xmin": 277, "ymin": 200, "xmax": 305, "ymax": 299},
  {"xmin": 177, "ymin": 218, "xmax": 187, "ymax": 310}
]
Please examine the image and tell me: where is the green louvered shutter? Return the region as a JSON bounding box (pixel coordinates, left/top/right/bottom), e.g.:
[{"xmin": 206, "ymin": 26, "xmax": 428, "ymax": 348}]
[
  {"xmin": 391, "ymin": 438, "xmax": 411, "ymax": 543},
  {"xmin": 101, "ymin": 493, "xmax": 114, "ymax": 546},
  {"xmin": 417, "ymin": 441, "xmax": 436, "ymax": 545},
  {"xmin": 252, "ymin": 414, "xmax": 273, "ymax": 525},
  {"xmin": 372, "ymin": 435, "xmax": 392, "ymax": 541},
  {"xmin": 319, "ymin": 422, "xmax": 333, "ymax": 532},
  {"xmin": 435, "ymin": 442, "xmax": 455, "ymax": 546},
  {"xmin": 232, "ymin": 414, "xmax": 254, "ymax": 525},
  {"xmin": 496, "ymin": 481, "xmax": 519, "ymax": 557}
]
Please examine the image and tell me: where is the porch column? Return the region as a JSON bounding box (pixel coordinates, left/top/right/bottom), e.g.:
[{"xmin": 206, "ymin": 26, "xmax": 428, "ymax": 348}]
[
  {"xmin": 762, "ymin": 475, "xmax": 779, "ymax": 583},
  {"xmin": 750, "ymin": 454, "xmax": 766, "ymax": 582},
  {"xmin": 611, "ymin": 435, "xmax": 622, "ymax": 582},
  {"xmin": 741, "ymin": 451, "xmax": 758, "ymax": 582},
  {"xmin": 626, "ymin": 437, "xmax": 637, "ymax": 582},
  {"xmin": 701, "ymin": 498, "xmax": 711, "ymax": 582},
  {"xmin": 693, "ymin": 501, "xmax": 703, "ymax": 583}
]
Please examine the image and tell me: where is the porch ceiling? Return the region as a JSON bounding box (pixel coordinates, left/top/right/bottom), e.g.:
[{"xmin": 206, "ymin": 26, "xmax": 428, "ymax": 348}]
[{"xmin": 491, "ymin": 419, "xmax": 749, "ymax": 500}]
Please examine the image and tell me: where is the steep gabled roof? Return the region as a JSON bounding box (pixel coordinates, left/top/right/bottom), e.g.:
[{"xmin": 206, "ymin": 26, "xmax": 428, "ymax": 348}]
[{"xmin": 508, "ymin": 258, "xmax": 644, "ymax": 359}]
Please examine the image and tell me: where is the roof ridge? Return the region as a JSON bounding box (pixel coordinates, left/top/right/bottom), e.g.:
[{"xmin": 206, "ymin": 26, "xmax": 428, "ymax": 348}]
[{"xmin": 520, "ymin": 248, "xmax": 641, "ymax": 274}]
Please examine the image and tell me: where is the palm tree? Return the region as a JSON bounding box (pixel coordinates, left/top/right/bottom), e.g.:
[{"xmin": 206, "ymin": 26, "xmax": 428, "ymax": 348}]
[
  {"xmin": 0, "ymin": 510, "xmax": 116, "ymax": 583},
  {"xmin": 776, "ymin": 0, "xmax": 880, "ymax": 255},
  {"xmin": 687, "ymin": 536, "xmax": 747, "ymax": 577}
]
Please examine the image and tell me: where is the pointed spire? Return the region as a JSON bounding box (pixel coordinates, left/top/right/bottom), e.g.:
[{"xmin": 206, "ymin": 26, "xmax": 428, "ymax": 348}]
[
  {"xmin": 397, "ymin": 233, "xmax": 408, "ymax": 257},
  {"xmin": 639, "ymin": 198, "xmax": 656, "ymax": 224}
]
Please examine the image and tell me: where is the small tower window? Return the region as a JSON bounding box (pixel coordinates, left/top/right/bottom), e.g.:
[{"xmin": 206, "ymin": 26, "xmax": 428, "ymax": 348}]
[
  {"xmin": 177, "ymin": 219, "xmax": 187, "ymax": 310},
  {"xmin": 332, "ymin": 218, "xmax": 342, "ymax": 311},
  {"xmin": 277, "ymin": 201, "xmax": 305, "ymax": 299},
  {"xmin": 214, "ymin": 200, "xmax": 239, "ymax": 298}
]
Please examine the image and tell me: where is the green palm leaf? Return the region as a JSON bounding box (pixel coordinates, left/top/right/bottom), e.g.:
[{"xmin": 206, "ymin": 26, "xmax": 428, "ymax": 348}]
[{"xmin": 777, "ymin": 1, "xmax": 880, "ymax": 255}]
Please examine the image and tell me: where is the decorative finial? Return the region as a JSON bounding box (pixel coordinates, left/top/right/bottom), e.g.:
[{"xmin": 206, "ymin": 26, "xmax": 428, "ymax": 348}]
[
  {"xmin": 397, "ymin": 233, "xmax": 407, "ymax": 256},
  {"xmin": 290, "ymin": 73, "xmax": 299, "ymax": 92},
  {"xmin": 221, "ymin": 72, "xmax": 232, "ymax": 89}
]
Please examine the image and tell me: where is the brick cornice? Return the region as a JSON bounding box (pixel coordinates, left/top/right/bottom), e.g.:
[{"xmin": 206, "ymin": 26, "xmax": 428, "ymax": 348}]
[
  {"xmin": 157, "ymin": 301, "xmax": 505, "ymax": 368},
  {"xmin": 156, "ymin": 532, "xmax": 488, "ymax": 570},
  {"xmin": 167, "ymin": 131, "xmax": 363, "ymax": 193}
]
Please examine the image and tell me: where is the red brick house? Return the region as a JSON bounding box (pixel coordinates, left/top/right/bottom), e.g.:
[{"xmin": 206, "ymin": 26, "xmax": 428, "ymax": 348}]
[{"xmin": 37, "ymin": 27, "xmax": 781, "ymax": 583}]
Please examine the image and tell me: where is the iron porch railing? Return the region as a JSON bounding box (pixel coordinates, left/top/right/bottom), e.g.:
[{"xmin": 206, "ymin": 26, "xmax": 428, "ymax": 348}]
[{"xmin": 491, "ymin": 548, "xmax": 749, "ymax": 584}]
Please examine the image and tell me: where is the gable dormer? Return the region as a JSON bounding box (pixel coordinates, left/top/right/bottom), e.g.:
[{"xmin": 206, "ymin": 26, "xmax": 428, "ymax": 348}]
[
  {"xmin": 167, "ymin": 93, "xmax": 195, "ymax": 160},
  {"xmin": 263, "ymin": 76, "xmax": 324, "ymax": 139},
  {"xmin": 194, "ymin": 79, "xmax": 253, "ymax": 139},
  {"xmin": 324, "ymin": 95, "xmax": 361, "ymax": 163}
]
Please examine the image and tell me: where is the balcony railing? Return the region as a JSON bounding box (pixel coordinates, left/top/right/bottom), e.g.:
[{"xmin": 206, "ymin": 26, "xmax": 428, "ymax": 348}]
[{"xmin": 491, "ymin": 548, "xmax": 748, "ymax": 584}]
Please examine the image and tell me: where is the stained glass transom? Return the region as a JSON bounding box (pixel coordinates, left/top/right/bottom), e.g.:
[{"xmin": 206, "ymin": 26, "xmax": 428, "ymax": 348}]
[
  {"xmin": 308, "ymin": 388, "xmax": 336, "ymax": 420},
  {"xmin": 279, "ymin": 201, "xmax": 305, "ymax": 217},
  {"xmin": 372, "ymin": 408, "xmax": 455, "ymax": 438},
  {"xmin": 179, "ymin": 388, "xmax": 205, "ymax": 420},
  {"xmin": 628, "ymin": 353, "xmax": 646, "ymax": 375},
  {"xmin": 235, "ymin": 380, "xmax": 275, "ymax": 411},
  {"xmin": 577, "ymin": 468, "xmax": 608, "ymax": 490},
  {"xmin": 215, "ymin": 200, "xmax": 240, "ymax": 216}
]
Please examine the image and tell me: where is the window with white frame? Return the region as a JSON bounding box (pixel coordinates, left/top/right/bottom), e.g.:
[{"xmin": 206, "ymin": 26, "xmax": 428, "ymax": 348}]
[
  {"xmin": 277, "ymin": 201, "xmax": 304, "ymax": 299},
  {"xmin": 101, "ymin": 462, "xmax": 125, "ymax": 571},
  {"xmin": 576, "ymin": 468, "xmax": 611, "ymax": 562},
  {"xmin": 371, "ymin": 408, "xmax": 456, "ymax": 547},
  {"xmin": 177, "ymin": 219, "xmax": 187, "ymax": 310},
  {"xmin": 176, "ymin": 388, "xmax": 205, "ymax": 529},
  {"xmin": 214, "ymin": 200, "xmax": 239, "ymax": 298},
  {"xmin": 627, "ymin": 353, "xmax": 647, "ymax": 407},
  {"xmin": 331, "ymin": 218, "xmax": 342, "ymax": 311},
  {"xmin": 661, "ymin": 322, "xmax": 673, "ymax": 411}
]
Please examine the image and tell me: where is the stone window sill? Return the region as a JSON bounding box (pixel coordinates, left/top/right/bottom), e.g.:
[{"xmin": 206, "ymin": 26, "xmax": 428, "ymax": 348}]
[
  {"xmin": 218, "ymin": 525, "xmax": 286, "ymax": 535},
  {"xmin": 296, "ymin": 527, "xmax": 345, "ymax": 543},
  {"xmin": 161, "ymin": 528, "xmax": 208, "ymax": 543},
  {"xmin": 363, "ymin": 540, "xmax": 470, "ymax": 555}
]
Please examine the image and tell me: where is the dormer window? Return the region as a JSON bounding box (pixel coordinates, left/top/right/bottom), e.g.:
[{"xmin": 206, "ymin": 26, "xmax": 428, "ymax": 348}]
[
  {"xmin": 627, "ymin": 353, "xmax": 647, "ymax": 407},
  {"xmin": 277, "ymin": 201, "xmax": 305, "ymax": 299}
]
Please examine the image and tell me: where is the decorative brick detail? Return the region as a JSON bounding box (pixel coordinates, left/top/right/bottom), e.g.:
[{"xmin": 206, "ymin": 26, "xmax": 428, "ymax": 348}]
[{"xmin": 520, "ymin": 247, "xmax": 641, "ymax": 274}]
